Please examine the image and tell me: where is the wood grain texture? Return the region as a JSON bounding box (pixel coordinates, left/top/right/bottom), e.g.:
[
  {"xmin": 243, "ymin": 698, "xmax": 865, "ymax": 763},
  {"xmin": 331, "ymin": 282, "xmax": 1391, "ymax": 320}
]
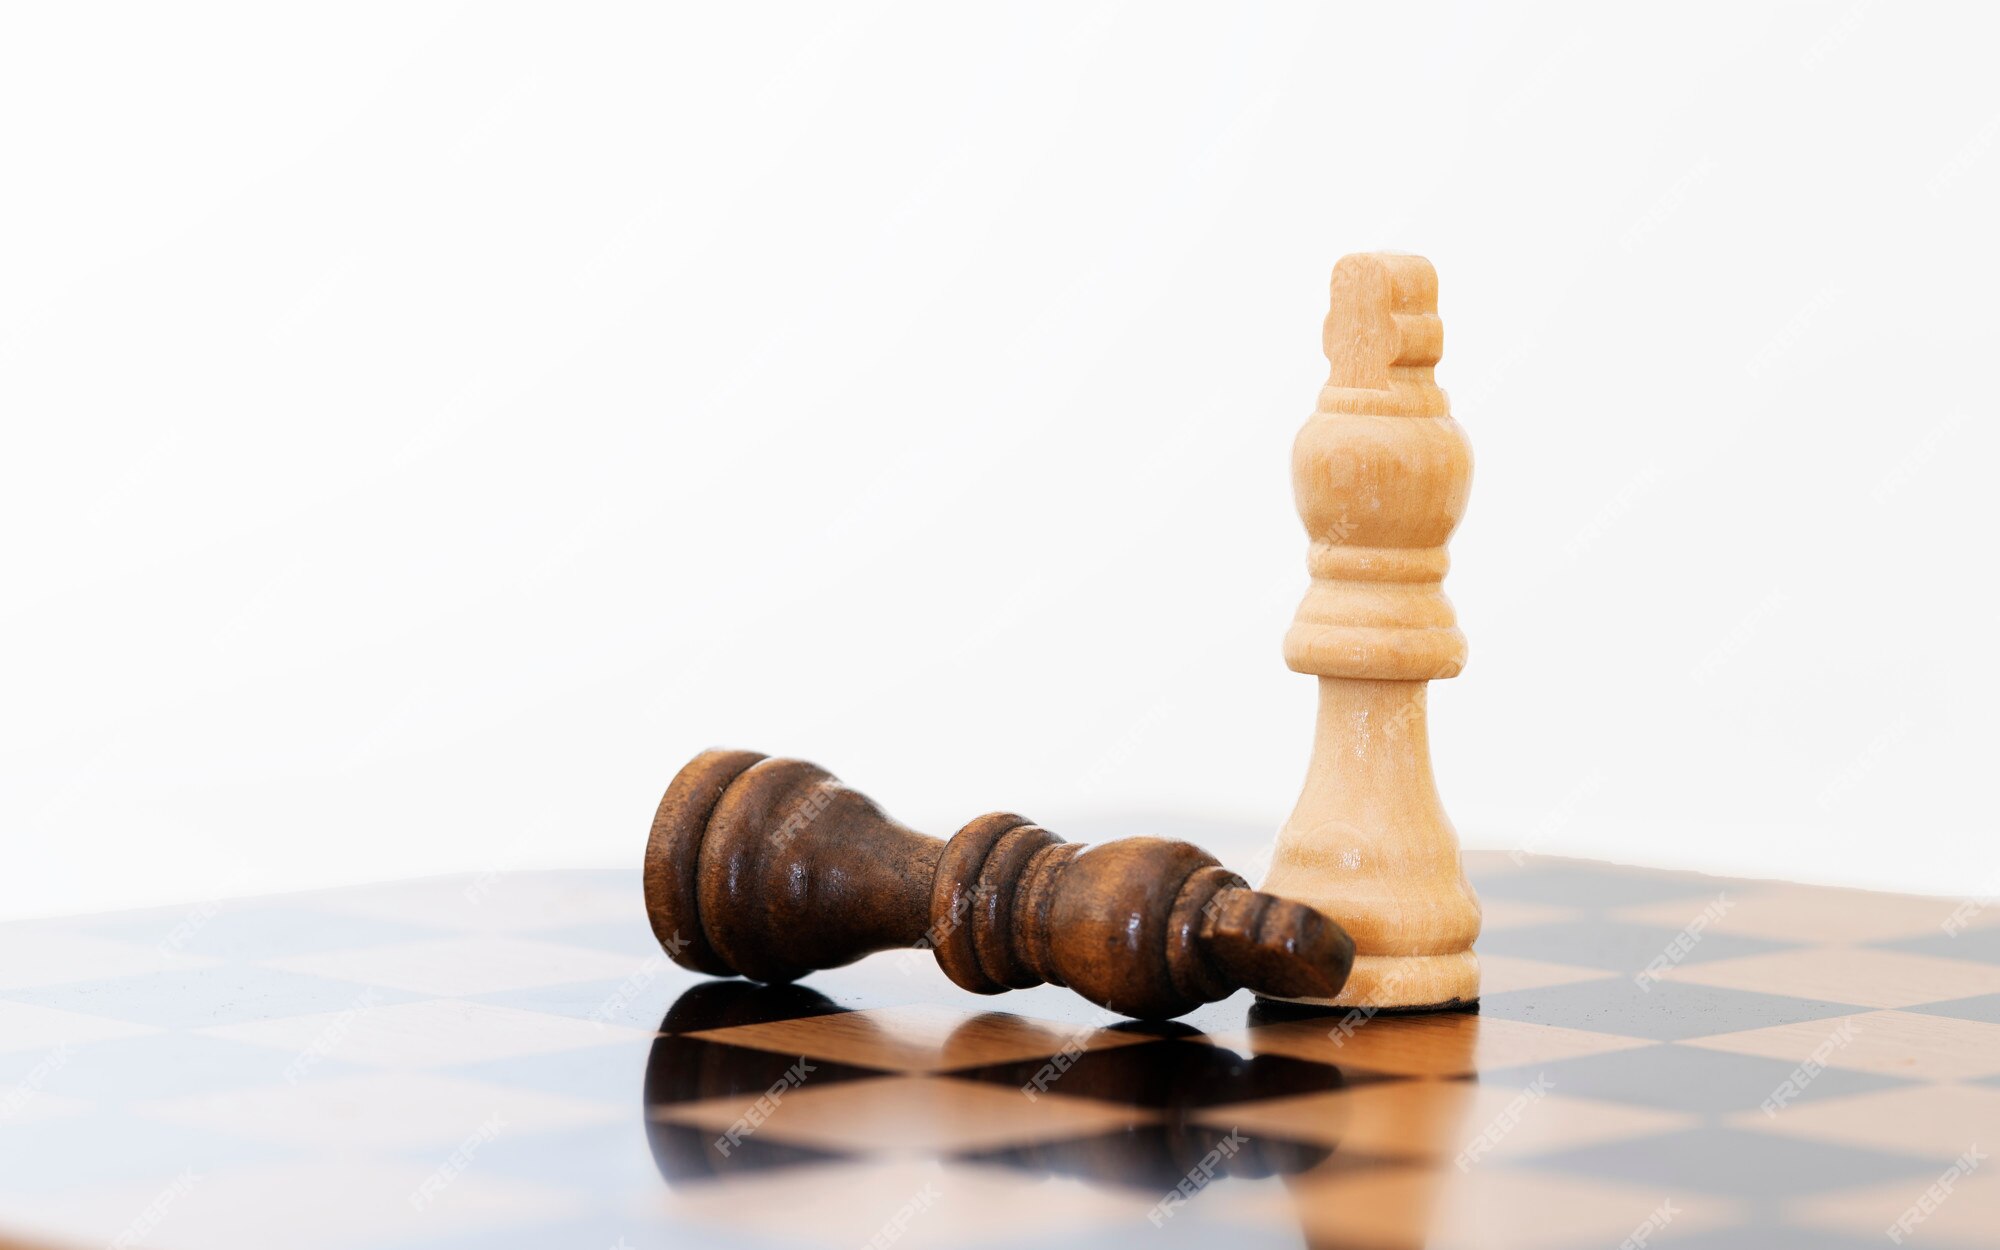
[
  {"xmin": 644, "ymin": 750, "xmax": 1356, "ymax": 1019},
  {"xmin": 18, "ymin": 858, "xmax": 1993, "ymax": 1250},
  {"xmin": 1259, "ymin": 253, "xmax": 1484, "ymax": 1011}
]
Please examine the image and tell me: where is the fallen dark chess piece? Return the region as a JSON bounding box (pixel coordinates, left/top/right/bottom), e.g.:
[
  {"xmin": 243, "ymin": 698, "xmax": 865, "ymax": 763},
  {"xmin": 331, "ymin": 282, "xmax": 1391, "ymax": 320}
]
[{"xmin": 643, "ymin": 749, "xmax": 1354, "ymax": 1019}]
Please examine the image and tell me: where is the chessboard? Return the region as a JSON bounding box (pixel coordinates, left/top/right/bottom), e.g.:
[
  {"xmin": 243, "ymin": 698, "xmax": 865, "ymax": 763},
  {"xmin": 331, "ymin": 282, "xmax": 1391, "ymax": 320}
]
[{"xmin": 3, "ymin": 847, "xmax": 1999, "ymax": 1250}]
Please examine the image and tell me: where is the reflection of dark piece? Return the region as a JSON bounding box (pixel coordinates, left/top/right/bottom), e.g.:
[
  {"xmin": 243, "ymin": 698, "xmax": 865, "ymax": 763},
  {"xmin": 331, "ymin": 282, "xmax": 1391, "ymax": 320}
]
[
  {"xmin": 644, "ymin": 983, "xmax": 878, "ymax": 1184},
  {"xmin": 958, "ymin": 1125, "xmax": 1331, "ymax": 1192},
  {"xmin": 645, "ymin": 750, "xmax": 1356, "ymax": 1019},
  {"xmin": 643, "ymin": 982, "xmax": 1336, "ymax": 1191},
  {"xmin": 952, "ymin": 1038, "xmax": 1354, "ymax": 1109},
  {"xmin": 646, "ymin": 984, "xmax": 884, "ymax": 1108},
  {"xmin": 645, "ymin": 1118, "xmax": 847, "ymax": 1185},
  {"xmin": 949, "ymin": 1038, "xmax": 1337, "ymax": 1193},
  {"xmin": 655, "ymin": 979, "xmax": 849, "ymax": 1037}
]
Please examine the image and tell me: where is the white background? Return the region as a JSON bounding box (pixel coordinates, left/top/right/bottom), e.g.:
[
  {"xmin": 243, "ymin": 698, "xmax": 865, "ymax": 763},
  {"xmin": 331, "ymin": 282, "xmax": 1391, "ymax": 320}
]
[{"xmin": 4, "ymin": 2, "xmax": 1996, "ymax": 920}]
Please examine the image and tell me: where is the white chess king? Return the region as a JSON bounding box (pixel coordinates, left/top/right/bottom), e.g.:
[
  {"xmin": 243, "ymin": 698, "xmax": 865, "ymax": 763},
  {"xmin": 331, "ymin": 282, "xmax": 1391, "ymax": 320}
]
[{"xmin": 1257, "ymin": 252, "xmax": 1482, "ymax": 1011}]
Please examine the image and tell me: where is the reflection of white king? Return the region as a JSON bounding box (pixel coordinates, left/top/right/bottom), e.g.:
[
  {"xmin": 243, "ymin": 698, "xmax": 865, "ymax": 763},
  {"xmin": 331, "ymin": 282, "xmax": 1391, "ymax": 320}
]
[{"xmin": 1257, "ymin": 252, "xmax": 1482, "ymax": 1011}]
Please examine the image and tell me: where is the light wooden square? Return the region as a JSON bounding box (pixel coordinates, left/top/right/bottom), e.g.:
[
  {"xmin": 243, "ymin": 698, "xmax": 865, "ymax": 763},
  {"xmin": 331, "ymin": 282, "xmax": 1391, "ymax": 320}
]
[
  {"xmin": 1200, "ymin": 1079, "xmax": 1693, "ymax": 1160},
  {"xmin": 1210, "ymin": 1011, "xmax": 1654, "ymax": 1078},
  {"xmin": 1615, "ymin": 882, "xmax": 1992, "ymax": 945},
  {"xmin": 1476, "ymin": 898, "xmax": 1585, "ymax": 932},
  {"xmin": 1657, "ymin": 946, "xmax": 2000, "ymax": 1009},
  {"xmin": 138, "ymin": 1070, "xmax": 619, "ymax": 1151},
  {"xmin": 263, "ymin": 937, "xmax": 644, "ymax": 997},
  {"xmin": 1788, "ymin": 1170, "xmax": 2000, "ymax": 1247},
  {"xmin": 200, "ymin": 998, "xmax": 649, "ymax": 1067},
  {"xmin": 1476, "ymin": 953, "xmax": 1617, "ymax": 996},
  {"xmin": 1733, "ymin": 1082, "xmax": 2000, "ymax": 1161},
  {"xmin": 652, "ymin": 1159, "xmax": 1149, "ymax": 1249},
  {"xmin": 652, "ymin": 1074, "xmax": 1149, "ymax": 1155},
  {"xmin": 688, "ymin": 1004, "xmax": 1149, "ymax": 1073},
  {"xmin": 0, "ymin": 1159, "xmax": 579, "ymax": 1250},
  {"xmin": 1684, "ymin": 1009, "xmax": 2000, "ymax": 1080},
  {"xmin": 1251, "ymin": 1161, "xmax": 1741, "ymax": 1250}
]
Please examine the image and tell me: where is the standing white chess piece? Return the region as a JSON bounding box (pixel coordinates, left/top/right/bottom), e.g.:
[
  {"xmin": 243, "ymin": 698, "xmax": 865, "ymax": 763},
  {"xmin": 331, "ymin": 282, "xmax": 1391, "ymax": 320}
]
[{"xmin": 1257, "ymin": 252, "xmax": 1482, "ymax": 1011}]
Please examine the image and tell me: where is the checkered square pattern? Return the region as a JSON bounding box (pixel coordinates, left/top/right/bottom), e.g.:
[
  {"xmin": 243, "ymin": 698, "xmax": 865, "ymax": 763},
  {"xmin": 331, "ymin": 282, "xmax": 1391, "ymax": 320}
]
[{"xmin": 1, "ymin": 854, "xmax": 1993, "ymax": 1249}]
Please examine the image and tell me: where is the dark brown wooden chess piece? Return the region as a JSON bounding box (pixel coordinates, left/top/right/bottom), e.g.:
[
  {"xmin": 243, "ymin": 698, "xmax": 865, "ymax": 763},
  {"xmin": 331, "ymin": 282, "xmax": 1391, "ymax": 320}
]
[{"xmin": 644, "ymin": 749, "xmax": 1356, "ymax": 1019}]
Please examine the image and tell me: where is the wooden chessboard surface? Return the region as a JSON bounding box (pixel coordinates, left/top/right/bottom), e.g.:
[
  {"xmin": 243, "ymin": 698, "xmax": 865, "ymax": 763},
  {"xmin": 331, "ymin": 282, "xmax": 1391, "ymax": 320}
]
[{"xmin": 3, "ymin": 847, "xmax": 1999, "ymax": 1250}]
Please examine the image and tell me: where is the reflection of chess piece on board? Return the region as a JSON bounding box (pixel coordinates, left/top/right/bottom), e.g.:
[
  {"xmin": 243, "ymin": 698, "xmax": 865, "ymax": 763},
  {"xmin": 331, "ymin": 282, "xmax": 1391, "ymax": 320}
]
[
  {"xmin": 1257, "ymin": 253, "xmax": 1482, "ymax": 1011},
  {"xmin": 643, "ymin": 983, "xmax": 1336, "ymax": 1198},
  {"xmin": 1240, "ymin": 1010, "xmax": 1484, "ymax": 1247},
  {"xmin": 644, "ymin": 982, "xmax": 853, "ymax": 1183}
]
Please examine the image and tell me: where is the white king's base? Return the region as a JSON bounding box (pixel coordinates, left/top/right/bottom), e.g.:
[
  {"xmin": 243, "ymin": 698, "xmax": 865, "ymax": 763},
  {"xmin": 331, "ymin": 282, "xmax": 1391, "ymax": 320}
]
[{"xmin": 1256, "ymin": 950, "xmax": 1480, "ymax": 1011}]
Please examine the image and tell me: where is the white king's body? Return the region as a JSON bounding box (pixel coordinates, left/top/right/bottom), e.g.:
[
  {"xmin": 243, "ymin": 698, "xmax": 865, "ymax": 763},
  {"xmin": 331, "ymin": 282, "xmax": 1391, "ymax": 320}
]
[{"xmin": 1257, "ymin": 252, "xmax": 1482, "ymax": 1011}]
